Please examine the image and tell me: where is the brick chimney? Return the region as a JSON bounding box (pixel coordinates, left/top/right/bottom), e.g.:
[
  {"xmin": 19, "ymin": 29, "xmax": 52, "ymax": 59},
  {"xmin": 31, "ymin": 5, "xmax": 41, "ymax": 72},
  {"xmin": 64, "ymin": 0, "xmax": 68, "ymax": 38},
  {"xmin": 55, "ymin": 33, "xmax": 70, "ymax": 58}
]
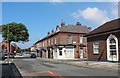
[
  {"xmin": 88, "ymin": 27, "xmax": 92, "ymax": 31},
  {"xmin": 51, "ymin": 29, "xmax": 54, "ymax": 34},
  {"xmin": 61, "ymin": 20, "xmax": 65, "ymax": 27},
  {"xmin": 47, "ymin": 32, "xmax": 50, "ymax": 35},
  {"xmin": 56, "ymin": 25, "xmax": 60, "ymax": 32},
  {"xmin": 76, "ymin": 22, "xmax": 81, "ymax": 26}
]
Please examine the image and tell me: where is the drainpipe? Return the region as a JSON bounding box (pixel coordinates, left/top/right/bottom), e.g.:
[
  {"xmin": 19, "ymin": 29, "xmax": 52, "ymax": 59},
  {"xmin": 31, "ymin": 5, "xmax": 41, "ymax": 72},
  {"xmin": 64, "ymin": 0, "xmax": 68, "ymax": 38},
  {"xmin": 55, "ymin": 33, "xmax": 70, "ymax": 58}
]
[{"xmin": 86, "ymin": 40, "xmax": 89, "ymax": 65}]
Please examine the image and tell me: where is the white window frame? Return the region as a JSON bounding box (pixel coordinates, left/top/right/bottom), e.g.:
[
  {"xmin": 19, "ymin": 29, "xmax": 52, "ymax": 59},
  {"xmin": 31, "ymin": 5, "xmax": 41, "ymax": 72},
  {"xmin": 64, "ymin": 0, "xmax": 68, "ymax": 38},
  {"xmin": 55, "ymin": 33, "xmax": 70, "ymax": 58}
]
[
  {"xmin": 48, "ymin": 39, "xmax": 50, "ymax": 45},
  {"xmin": 43, "ymin": 42, "xmax": 44, "ymax": 47},
  {"xmin": 93, "ymin": 42, "xmax": 99, "ymax": 54},
  {"xmin": 67, "ymin": 35, "xmax": 72, "ymax": 44},
  {"xmin": 80, "ymin": 36, "xmax": 83, "ymax": 44},
  {"xmin": 55, "ymin": 38, "xmax": 56, "ymax": 44}
]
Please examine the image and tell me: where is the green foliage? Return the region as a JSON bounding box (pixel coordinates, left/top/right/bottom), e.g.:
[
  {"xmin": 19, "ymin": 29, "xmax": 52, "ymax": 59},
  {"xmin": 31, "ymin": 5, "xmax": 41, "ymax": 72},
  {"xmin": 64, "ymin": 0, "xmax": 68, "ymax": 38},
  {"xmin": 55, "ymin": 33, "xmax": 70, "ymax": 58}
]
[
  {"xmin": 16, "ymin": 48, "xmax": 21, "ymax": 53},
  {"xmin": 2, "ymin": 22, "xmax": 29, "ymax": 43}
]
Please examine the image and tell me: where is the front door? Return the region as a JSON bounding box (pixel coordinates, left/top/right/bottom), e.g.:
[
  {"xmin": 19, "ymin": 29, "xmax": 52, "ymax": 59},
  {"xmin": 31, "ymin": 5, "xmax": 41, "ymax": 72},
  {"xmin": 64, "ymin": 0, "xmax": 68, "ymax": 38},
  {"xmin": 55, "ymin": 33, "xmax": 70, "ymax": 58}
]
[
  {"xmin": 107, "ymin": 34, "xmax": 119, "ymax": 61},
  {"xmin": 58, "ymin": 47, "xmax": 64, "ymax": 59},
  {"xmin": 48, "ymin": 49, "xmax": 50, "ymax": 58}
]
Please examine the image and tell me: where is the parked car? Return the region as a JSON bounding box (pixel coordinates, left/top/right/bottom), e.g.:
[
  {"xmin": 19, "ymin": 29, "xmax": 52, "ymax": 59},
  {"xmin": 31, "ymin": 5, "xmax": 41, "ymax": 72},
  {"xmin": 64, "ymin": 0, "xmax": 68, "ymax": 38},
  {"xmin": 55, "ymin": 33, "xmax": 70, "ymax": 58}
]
[
  {"xmin": 30, "ymin": 53, "xmax": 36, "ymax": 58},
  {"xmin": 10, "ymin": 53, "xmax": 15, "ymax": 58},
  {"xmin": 16, "ymin": 53, "xmax": 22, "ymax": 56}
]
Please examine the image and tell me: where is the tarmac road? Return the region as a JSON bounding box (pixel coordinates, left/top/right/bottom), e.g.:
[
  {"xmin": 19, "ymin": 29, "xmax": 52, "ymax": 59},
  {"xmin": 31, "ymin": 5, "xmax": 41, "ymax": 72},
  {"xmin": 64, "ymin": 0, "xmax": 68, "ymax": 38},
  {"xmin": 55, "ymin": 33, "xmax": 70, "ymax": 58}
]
[{"xmin": 12, "ymin": 56, "xmax": 119, "ymax": 78}]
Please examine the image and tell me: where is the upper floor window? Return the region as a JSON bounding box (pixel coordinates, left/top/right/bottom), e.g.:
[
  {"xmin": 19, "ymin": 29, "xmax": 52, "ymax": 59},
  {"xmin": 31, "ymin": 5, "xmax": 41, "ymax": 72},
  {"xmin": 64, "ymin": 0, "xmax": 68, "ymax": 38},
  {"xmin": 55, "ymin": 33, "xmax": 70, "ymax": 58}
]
[
  {"xmin": 55, "ymin": 38, "xmax": 56, "ymax": 44},
  {"xmin": 51, "ymin": 38, "xmax": 53, "ymax": 45},
  {"xmin": 43, "ymin": 42, "xmax": 44, "ymax": 47},
  {"xmin": 67, "ymin": 35, "xmax": 72, "ymax": 44},
  {"xmin": 93, "ymin": 42, "xmax": 99, "ymax": 54},
  {"xmin": 48, "ymin": 39, "xmax": 50, "ymax": 45},
  {"xmin": 80, "ymin": 37, "xmax": 83, "ymax": 44}
]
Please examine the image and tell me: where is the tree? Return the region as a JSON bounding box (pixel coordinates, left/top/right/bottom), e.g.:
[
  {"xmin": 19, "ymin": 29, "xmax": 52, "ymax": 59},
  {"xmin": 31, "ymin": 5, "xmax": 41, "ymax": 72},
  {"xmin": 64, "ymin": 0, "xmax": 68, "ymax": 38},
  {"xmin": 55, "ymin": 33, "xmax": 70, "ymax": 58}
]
[{"xmin": 2, "ymin": 22, "xmax": 29, "ymax": 56}]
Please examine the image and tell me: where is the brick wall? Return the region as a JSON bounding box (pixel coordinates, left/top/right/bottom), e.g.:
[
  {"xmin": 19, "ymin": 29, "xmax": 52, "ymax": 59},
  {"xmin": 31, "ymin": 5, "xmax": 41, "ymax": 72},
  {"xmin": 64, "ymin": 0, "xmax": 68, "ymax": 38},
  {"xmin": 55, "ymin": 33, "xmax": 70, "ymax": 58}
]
[
  {"xmin": 87, "ymin": 31, "xmax": 120, "ymax": 61},
  {"xmin": 35, "ymin": 32, "xmax": 88, "ymax": 59}
]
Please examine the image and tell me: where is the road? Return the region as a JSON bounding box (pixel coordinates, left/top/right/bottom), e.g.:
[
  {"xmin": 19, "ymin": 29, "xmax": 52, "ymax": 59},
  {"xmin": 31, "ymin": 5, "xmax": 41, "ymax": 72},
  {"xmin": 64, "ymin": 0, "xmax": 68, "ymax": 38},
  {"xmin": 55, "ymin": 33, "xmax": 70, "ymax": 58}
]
[{"xmin": 12, "ymin": 54, "xmax": 119, "ymax": 78}]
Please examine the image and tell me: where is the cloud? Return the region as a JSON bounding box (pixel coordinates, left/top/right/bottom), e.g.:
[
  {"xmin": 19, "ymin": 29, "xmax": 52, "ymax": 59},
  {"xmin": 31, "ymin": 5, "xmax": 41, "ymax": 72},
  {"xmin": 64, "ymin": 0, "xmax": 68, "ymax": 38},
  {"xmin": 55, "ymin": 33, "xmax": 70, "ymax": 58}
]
[
  {"xmin": 111, "ymin": 3, "xmax": 118, "ymax": 18},
  {"xmin": 50, "ymin": 0, "xmax": 63, "ymax": 5},
  {"xmin": 72, "ymin": 7, "xmax": 110, "ymax": 26},
  {"xmin": 51, "ymin": 0, "xmax": 63, "ymax": 2}
]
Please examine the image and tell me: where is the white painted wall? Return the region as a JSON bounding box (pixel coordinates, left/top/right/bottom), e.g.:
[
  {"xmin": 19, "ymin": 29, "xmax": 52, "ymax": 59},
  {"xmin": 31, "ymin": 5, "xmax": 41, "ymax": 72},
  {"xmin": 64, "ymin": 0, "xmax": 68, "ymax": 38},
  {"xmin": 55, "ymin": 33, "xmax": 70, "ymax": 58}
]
[
  {"xmin": 53, "ymin": 46, "xmax": 74, "ymax": 59},
  {"xmin": 53, "ymin": 48, "xmax": 58, "ymax": 59}
]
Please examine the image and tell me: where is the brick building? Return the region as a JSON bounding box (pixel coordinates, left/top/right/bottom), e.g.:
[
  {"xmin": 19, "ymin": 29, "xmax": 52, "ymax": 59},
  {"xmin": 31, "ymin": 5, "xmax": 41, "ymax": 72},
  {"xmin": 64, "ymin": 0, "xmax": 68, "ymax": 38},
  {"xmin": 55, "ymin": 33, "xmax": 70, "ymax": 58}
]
[
  {"xmin": 34, "ymin": 21, "xmax": 90, "ymax": 59},
  {"xmin": 0, "ymin": 41, "xmax": 20, "ymax": 54},
  {"xmin": 86, "ymin": 18, "xmax": 120, "ymax": 62}
]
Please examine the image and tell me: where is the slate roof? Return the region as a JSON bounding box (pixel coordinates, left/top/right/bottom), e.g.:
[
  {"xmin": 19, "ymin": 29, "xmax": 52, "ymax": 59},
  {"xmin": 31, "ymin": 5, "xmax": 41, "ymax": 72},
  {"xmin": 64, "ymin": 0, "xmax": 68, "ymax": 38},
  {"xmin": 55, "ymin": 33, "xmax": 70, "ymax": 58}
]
[
  {"xmin": 34, "ymin": 24, "xmax": 90, "ymax": 45},
  {"xmin": 59, "ymin": 25, "xmax": 90, "ymax": 33},
  {"xmin": 86, "ymin": 18, "xmax": 120, "ymax": 36}
]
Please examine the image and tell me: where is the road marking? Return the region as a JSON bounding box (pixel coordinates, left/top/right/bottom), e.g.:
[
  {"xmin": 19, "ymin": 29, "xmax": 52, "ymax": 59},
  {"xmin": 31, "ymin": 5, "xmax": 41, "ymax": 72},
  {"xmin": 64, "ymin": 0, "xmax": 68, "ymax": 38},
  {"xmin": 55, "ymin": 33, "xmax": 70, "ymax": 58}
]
[
  {"xmin": 25, "ymin": 71, "xmax": 64, "ymax": 78},
  {"xmin": 47, "ymin": 71, "xmax": 64, "ymax": 78}
]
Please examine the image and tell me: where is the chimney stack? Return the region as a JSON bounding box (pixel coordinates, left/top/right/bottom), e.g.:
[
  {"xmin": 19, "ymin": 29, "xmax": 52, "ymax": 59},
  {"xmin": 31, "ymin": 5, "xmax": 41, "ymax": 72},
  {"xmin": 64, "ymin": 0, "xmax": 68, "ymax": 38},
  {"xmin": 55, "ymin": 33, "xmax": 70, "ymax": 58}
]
[
  {"xmin": 56, "ymin": 25, "xmax": 60, "ymax": 32},
  {"xmin": 51, "ymin": 29, "xmax": 54, "ymax": 34},
  {"xmin": 47, "ymin": 32, "xmax": 50, "ymax": 35},
  {"xmin": 88, "ymin": 27, "xmax": 92, "ymax": 30},
  {"xmin": 61, "ymin": 20, "xmax": 65, "ymax": 27},
  {"xmin": 76, "ymin": 22, "xmax": 81, "ymax": 26}
]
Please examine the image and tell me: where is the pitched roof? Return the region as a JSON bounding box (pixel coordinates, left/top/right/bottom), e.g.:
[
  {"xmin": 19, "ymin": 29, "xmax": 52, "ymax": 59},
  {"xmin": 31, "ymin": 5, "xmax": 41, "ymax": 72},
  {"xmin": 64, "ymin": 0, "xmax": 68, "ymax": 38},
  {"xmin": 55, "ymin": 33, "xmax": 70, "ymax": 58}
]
[
  {"xmin": 86, "ymin": 18, "xmax": 120, "ymax": 36},
  {"xmin": 34, "ymin": 23, "xmax": 90, "ymax": 45},
  {"xmin": 59, "ymin": 25, "xmax": 90, "ymax": 33}
]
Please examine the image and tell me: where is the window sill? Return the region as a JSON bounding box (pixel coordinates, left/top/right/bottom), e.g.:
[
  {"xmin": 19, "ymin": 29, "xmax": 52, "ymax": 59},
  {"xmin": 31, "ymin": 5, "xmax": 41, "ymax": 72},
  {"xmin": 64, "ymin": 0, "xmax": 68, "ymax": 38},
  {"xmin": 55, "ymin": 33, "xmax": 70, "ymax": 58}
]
[{"xmin": 93, "ymin": 53, "xmax": 99, "ymax": 55}]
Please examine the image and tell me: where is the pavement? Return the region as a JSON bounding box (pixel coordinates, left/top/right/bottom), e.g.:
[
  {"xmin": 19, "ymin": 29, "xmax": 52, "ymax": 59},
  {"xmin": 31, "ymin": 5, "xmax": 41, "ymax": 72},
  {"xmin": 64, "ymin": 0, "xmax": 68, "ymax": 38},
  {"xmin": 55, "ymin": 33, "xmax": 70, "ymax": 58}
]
[
  {"xmin": 36, "ymin": 58, "xmax": 119, "ymax": 72},
  {"xmin": 1, "ymin": 63, "xmax": 22, "ymax": 78}
]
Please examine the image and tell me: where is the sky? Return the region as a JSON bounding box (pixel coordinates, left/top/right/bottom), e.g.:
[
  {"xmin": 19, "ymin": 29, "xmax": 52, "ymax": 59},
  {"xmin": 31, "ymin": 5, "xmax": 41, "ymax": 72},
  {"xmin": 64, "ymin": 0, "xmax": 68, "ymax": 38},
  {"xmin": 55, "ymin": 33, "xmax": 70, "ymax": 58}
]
[{"xmin": 0, "ymin": 1, "xmax": 119, "ymax": 49}]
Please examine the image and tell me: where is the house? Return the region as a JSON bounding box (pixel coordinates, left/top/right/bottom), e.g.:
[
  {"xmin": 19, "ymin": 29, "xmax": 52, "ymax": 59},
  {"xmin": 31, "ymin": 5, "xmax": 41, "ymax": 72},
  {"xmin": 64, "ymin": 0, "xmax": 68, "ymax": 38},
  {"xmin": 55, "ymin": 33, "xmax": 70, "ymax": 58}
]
[
  {"xmin": 0, "ymin": 41, "xmax": 20, "ymax": 54},
  {"xmin": 86, "ymin": 18, "xmax": 120, "ymax": 62},
  {"xmin": 34, "ymin": 21, "xmax": 91, "ymax": 59}
]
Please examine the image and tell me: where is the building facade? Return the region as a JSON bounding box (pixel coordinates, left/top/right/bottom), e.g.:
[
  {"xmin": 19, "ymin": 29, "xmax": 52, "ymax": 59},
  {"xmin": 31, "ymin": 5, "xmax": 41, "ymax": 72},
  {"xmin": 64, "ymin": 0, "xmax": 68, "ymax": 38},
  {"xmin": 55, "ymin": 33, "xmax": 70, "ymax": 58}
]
[
  {"xmin": 86, "ymin": 18, "xmax": 120, "ymax": 62},
  {"xmin": 34, "ymin": 21, "xmax": 90, "ymax": 59},
  {"xmin": 0, "ymin": 41, "xmax": 20, "ymax": 54}
]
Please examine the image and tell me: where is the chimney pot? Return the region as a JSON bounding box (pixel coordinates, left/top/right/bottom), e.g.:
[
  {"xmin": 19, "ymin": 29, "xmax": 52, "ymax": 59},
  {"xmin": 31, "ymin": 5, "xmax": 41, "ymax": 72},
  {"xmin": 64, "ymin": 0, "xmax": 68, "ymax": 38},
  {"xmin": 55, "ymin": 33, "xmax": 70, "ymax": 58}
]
[
  {"xmin": 56, "ymin": 25, "xmax": 60, "ymax": 32},
  {"xmin": 61, "ymin": 20, "xmax": 65, "ymax": 27},
  {"xmin": 88, "ymin": 27, "xmax": 92, "ymax": 30},
  {"xmin": 76, "ymin": 22, "xmax": 81, "ymax": 26},
  {"xmin": 47, "ymin": 32, "xmax": 50, "ymax": 35},
  {"xmin": 51, "ymin": 29, "xmax": 54, "ymax": 34}
]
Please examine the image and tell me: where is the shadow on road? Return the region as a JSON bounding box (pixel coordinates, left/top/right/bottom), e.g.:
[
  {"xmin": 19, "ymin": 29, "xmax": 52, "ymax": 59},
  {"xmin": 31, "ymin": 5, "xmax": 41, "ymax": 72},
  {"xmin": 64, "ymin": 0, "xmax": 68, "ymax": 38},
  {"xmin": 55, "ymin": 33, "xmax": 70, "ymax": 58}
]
[{"xmin": 1, "ymin": 63, "xmax": 22, "ymax": 78}]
